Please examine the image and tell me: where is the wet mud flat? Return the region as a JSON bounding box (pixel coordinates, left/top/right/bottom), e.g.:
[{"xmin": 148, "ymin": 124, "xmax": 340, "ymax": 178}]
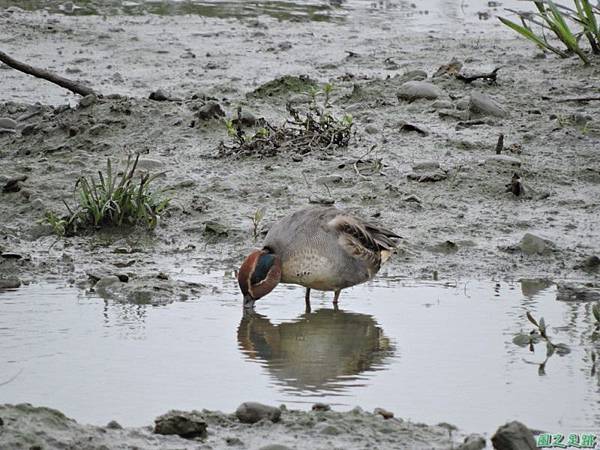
[{"xmin": 0, "ymin": 0, "xmax": 599, "ymax": 448}]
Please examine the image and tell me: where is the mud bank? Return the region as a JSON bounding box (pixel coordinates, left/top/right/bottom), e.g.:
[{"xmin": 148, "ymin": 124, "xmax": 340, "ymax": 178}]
[{"xmin": 0, "ymin": 402, "xmax": 535, "ymax": 450}]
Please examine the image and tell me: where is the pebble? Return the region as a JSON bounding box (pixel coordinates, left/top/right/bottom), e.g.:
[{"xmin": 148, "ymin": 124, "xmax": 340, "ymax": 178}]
[
  {"xmin": 373, "ymin": 407, "xmax": 394, "ymax": 419},
  {"xmin": 149, "ymin": 89, "xmax": 170, "ymax": 101},
  {"xmin": 235, "ymin": 402, "xmax": 281, "ymax": 424},
  {"xmin": 469, "ymin": 92, "xmax": 508, "ymax": 118},
  {"xmin": 197, "ymin": 101, "xmax": 225, "ymax": 120},
  {"xmin": 519, "ymin": 233, "xmax": 555, "ymax": 256},
  {"xmin": 154, "ymin": 410, "xmax": 207, "ymax": 439},
  {"xmin": 106, "ymin": 420, "xmax": 122, "ymax": 429},
  {"xmin": 407, "ymin": 170, "xmax": 447, "ymax": 182},
  {"xmin": 2, "ymin": 175, "xmax": 27, "ymax": 193},
  {"xmin": 491, "ymin": 421, "xmax": 536, "ymax": 450},
  {"xmin": 365, "ymin": 124, "xmax": 379, "ymax": 134},
  {"xmin": 0, "ymin": 277, "xmax": 21, "ymax": 289},
  {"xmin": 311, "ymin": 403, "xmax": 331, "ymax": 411},
  {"xmin": 397, "ymin": 81, "xmax": 443, "ymax": 101}
]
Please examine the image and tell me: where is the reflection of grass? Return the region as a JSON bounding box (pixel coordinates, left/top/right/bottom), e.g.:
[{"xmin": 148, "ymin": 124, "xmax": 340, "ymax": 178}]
[{"xmin": 0, "ymin": 0, "xmax": 343, "ymax": 22}]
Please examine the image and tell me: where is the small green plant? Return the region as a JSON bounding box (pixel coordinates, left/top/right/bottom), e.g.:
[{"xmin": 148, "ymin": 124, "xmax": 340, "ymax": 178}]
[
  {"xmin": 247, "ymin": 207, "xmax": 266, "ymax": 242},
  {"xmin": 42, "ymin": 154, "xmax": 169, "ymax": 236},
  {"xmin": 218, "ymin": 85, "xmax": 353, "ymax": 158},
  {"xmin": 499, "ymin": 0, "xmax": 600, "ymax": 64}
]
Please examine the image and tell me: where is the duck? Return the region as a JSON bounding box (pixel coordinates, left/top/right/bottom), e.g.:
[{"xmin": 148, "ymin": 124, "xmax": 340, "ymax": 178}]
[{"xmin": 238, "ymin": 206, "xmax": 401, "ymax": 310}]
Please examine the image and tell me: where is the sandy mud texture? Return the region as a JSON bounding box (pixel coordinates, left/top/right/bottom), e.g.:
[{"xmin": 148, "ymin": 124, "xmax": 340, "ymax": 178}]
[{"xmin": 0, "ymin": 402, "xmax": 538, "ymax": 450}]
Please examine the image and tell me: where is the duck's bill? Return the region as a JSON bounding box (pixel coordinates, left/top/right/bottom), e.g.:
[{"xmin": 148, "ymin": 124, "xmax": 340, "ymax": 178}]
[{"xmin": 243, "ymin": 294, "xmax": 255, "ymax": 309}]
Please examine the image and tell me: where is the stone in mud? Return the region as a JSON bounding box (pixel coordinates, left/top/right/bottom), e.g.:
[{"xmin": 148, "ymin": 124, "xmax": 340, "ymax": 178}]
[
  {"xmin": 519, "ymin": 233, "xmax": 554, "ymax": 256},
  {"xmin": 311, "ymin": 403, "xmax": 331, "ymax": 411},
  {"xmin": 154, "ymin": 410, "xmax": 207, "ymax": 439},
  {"xmin": 106, "ymin": 420, "xmax": 122, "ymax": 429},
  {"xmin": 576, "ymin": 255, "xmax": 600, "ymax": 270},
  {"xmin": 235, "ymin": 402, "xmax": 281, "ymax": 424},
  {"xmin": 93, "ymin": 275, "xmax": 121, "ymax": 297},
  {"xmin": 250, "ymin": 75, "xmax": 318, "ymax": 99},
  {"xmin": 469, "ymin": 92, "xmax": 508, "ymax": 118},
  {"xmin": 458, "ymin": 433, "xmax": 486, "ymax": 450},
  {"xmin": 397, "ymin": 81, "xmax": 443, "ymax": 101},
  {"xmin": 556, "ymin": 283, "xmax": 600, "ymax": 302},
  {"xmin": 197, "ymin": 101, "xmax": 225, "ymax": 120},
  {"xmin": 0, "ymin": 117, "xmax": 17, "ymax": 133},
  {"xmin": 491, "ymin": 421, "xmax": 536, "ymax": 450},
  {"xmin": 78, "ymin": 94, "xmax": 97, "ymax": 108},
  {"xmin": 0, "ymin": 277, "xmax": 21, "ymax": 289},
  {"xmin": 364, "ymin": 124, "xmax": 379, "ymax": 135},
  {"xmin": 232, "ymin": 109, "xmax": 258, "ymax": 127},
  {"xmin": 407, "ymin": 170, "xmax": 447, "ymax": 182},
  {"xmin": 374, "ymin": 407, "xmax": 394, "ymax": 419},
  {"xmin": 2, "ymin": 175, "xmax": 27, "ymax": 193},
  {"xmin": 485, "ymin": 155, "xmax": 521, "ymax": 167},
  {"xmin": 149, "ymin": 89, "xmax": 170, "ymax": 101}
]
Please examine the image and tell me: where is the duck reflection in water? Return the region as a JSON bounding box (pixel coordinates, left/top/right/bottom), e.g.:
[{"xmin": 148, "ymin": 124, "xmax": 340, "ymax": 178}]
[{"xmin": 237, "ymin": 308, "xmax": 395, "ymax": 393}]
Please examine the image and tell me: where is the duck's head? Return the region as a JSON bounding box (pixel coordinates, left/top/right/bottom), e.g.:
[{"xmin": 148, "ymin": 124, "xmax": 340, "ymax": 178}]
[{"xmin": 238, "ymin": 248, "xmax": 281, "ymax": 309}]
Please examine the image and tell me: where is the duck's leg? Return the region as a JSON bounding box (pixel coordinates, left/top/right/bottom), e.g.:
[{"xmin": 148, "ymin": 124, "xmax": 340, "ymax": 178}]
[
  {"xmin": 333, "ymin": 289, "xmax": 341, "ymax": 305},
  {"xmin": 305, "ymin": 288, "xmax": 311, "ymax": 313}
]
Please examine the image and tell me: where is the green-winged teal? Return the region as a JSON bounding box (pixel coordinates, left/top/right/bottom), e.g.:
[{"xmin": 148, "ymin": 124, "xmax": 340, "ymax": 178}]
[{"xmin": 238, "ymin": 206, "xmax": 400, "ymax": 310}]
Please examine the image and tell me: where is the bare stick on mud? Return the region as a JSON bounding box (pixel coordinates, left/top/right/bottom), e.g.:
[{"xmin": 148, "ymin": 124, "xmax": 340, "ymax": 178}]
[
  {"xmin": 0, "ymin": 50, "xmax": 98, "ymax": 97},
  {"xmin": 556, "ymin": 96, "xmax": 600, "ymax": 103}
]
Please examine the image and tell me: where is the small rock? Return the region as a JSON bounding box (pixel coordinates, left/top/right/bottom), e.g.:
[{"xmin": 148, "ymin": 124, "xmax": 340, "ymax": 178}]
[
  {"xmin": 397, "ymin": 81, "xmax": 443, "ymax": 101},
  {"xmin": 0, "ymin": 277, "xmax": 21, "ymax": 289},
  {"xmin": 317, "ymin": 424, "xmax": 340, "ymax": 435},
  {"xmin": 1, "ymin": 252, "xmax": 23, "ymax": 259},
  {"xmin": 429, "ymin": 240, "xmax": 459, "ymax": 254},
  {"xmin": 485, "ymin": 155, "xmax": 521, "ymax": 167},
  {"xmin": 106, "ymin": 420, "xmax": 122, "ymax": 429},
  {"xmin": 154, "ymin": 410, "xmax": 207, "ymax": 439},
  {"xmin": 556, "ymin": 283, "xmax": 600, "ymax": 302},
  {"xmin": 93, "ymin": 276, "xmax": 121, "ymax": 296},
  {"xmin": 232, "ymin": 109, "xmax": 258, "ymax": 127},
  {"xmin": 491, "ymin": 421, "xmax": 536, "ymax": 450},
  {"xmin": 374, "ymin": 407, "xmax": 394, "ymax": 419},
  {"xmin": 365, "ymin": 124, "xmax": 379, "ymax": 134},
  {"xmin": 395, "ymin": 70, "xmax": 428, "ymax": 83},
  {"xmin": 398, "ymin": 121, "xmax": 429, "ymax": 135},
  {"xmin": 149, "ymin": 89, "xmax": 170, "ymax": 101},
  {"xmin": 458, "ymin": 433, "xmax": 486, "ymax": 450},
  {"xmin": 0, "ymin": 117, "xmax": 17, "ymax": 134},
  {"xmin": 78, "ymin": 94, "xmax": 97, "ymax": 108},
  {"xmin": 519, "ymin": 233, "xmax": 554, "ymax": 256},
  {"xmin": 2, "ymin": 175, "xmax": 27, "ymax": 193},
  {"xmin": 197, "ymin": 101, "xmax": 225, "ymax": 120},
  {"xmin": 311, "ymin": 403, "xmax": 331, "ymax": 411},
  {"xmin": 235, "ymin": 402, "xmax": 281, "ymax": 424},
  {"xmin": 225, "ymin": 436, "xmax": 244, "ymax": 446},
  {"xmin": 431, "ymin": 100, "xmax": 453, "ymax": 110},
  {"xmin": 203, "ymin": 221, "xmax": 229, "ymax": 237},
  {"xmin": 469, "ymin": 92, "xmax": 508, "ymax": 118},
  {"xmin": 578, "ymin": 255, "xmax": 600, "ymax": 270}
]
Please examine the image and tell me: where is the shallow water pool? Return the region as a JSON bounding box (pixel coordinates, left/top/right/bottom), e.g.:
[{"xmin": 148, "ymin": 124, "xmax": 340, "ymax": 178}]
[{"xmin": 0, "ymin": 273, "xmax": 598, "ymax": 435}]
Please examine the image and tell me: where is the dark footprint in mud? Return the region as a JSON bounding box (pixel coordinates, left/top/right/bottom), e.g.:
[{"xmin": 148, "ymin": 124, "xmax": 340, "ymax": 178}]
[{"xmin": 237, "ymin": 308, "xmax": 395, "ymax": 392}]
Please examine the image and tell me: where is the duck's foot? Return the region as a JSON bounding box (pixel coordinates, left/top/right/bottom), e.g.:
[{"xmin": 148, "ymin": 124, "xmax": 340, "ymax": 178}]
[{"xmin": 305, "ymin": 288, "xmax": 311, "ymax": 313}]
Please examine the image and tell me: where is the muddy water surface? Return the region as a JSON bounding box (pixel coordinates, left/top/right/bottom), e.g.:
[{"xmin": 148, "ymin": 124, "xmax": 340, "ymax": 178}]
[{"xmin": 1, "ymin": 276, "xmax": 598, "ymax": 434}]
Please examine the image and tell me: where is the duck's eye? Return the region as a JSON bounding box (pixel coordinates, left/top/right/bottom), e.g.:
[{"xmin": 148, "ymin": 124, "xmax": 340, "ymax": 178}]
[{"xmin": 251, "ymin": 253, "xmax": 276, "ymax": 285}]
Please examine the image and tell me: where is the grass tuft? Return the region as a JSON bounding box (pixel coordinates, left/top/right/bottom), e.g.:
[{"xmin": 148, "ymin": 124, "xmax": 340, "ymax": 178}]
[
  {"xmin": 43, "ymin": 154, "xmax": 169, "ymax": 236},
  {"xmin": 499, "ymin": 0, "xmax": 600, "ymax": 64}
]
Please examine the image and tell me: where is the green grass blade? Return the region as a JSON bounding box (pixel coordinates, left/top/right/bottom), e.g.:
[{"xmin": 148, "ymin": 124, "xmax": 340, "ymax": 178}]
[{"xmin": 499, "ymin": 16, "xmax": 570, "ymax": 56}]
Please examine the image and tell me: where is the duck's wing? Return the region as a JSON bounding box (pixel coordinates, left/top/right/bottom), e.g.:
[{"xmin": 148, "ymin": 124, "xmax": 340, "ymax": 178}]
[{"xmin": 326, "ymin": 213, "xmax": 401, "ymax": 267}]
